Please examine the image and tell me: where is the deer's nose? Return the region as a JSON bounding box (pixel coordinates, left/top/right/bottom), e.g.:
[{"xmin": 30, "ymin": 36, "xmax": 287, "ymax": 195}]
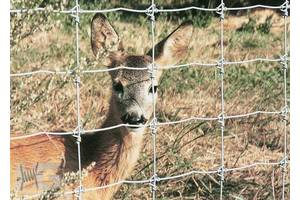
[{"xmin": 121, "ymin": 113, "xmax": 147, "ymax": 126}]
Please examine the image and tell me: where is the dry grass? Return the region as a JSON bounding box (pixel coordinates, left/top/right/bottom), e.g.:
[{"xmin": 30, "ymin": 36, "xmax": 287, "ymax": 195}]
[{"xmin": 11, "ymin": 9, "xmax": 289, "ymax": 199}]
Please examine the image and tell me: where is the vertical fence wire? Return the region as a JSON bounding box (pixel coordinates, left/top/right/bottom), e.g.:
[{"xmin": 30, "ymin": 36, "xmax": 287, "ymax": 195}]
[
  {"xmin": 148, "ymin": 0, "xmax": 158, "ymax": 199},
  {"xmin": 75, "ymin": 76, "xmax": 83, "ymax": 200},
  {"xmin": 217, "ymin": 1, "xmax": 225, "ymax": 199},
  {"xmin": 73, "ymin": 0, "xmax": 83, "ymax": 199}
]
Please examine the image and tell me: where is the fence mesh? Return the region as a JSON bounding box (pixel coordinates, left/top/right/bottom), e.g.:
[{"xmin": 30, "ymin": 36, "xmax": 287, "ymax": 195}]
[{"xmin": 10, "ymin": 0, "xmax": 290, "ymax": 199}]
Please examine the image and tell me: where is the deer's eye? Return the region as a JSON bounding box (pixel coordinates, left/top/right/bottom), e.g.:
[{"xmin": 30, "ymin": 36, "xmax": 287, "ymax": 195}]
[
  {"xmin": 113, "ymin": 82, "xmax": 124, "ymax": 93},
  {"xmin": 149, "ymin": 85, "xmax": 158, "ymax": 94}
]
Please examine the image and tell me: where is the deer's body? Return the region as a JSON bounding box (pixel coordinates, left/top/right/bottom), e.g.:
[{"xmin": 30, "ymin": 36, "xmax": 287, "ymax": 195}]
[
  {"xmin": 11, "ymin": 14, "xmax": 193, "ymax": 199},
  {"xmin": 11, "ymin": 98, "xmax": 144, "ymax": 199}
]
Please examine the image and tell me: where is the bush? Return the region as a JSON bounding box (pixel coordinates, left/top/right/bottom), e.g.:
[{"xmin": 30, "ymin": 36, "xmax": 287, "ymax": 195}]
[{"xmin": 10, "ymin": 0, "xmax": 68, "ymax": 47}]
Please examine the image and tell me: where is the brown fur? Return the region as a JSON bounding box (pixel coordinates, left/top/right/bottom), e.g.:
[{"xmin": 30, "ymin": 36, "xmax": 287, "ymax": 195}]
[
  {"xmin": 10, "ymin": 13, "xmax": 193, "ymax": 199},
  {"xmin": 11, "ymin": 98, "xmax": 144, "ymax": 199}
]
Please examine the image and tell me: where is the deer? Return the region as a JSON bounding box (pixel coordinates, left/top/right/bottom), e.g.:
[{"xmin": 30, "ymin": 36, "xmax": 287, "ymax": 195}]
[{"xmin": 10, "ymin": 13, "xmax": 194, "ymax": 199}]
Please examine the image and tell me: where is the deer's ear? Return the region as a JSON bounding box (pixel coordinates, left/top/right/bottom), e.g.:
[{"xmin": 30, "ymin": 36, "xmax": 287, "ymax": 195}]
[
  {"xmin": 91, "ymin": 13, "xmax": 121, "ymax": 59},
  {"xmin": 147, "ymin": 21, "xmax": 194, "ymax": 67}
]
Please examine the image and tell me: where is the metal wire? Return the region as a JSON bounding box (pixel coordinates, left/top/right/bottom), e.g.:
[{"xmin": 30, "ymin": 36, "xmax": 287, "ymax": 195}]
[
  {"xmin": 146, "ymin": 1, "xmax": 159, "ymax": 199},
  {"xmin": 10, "ymin": 110, "xmax": 283, "ymax": 140},
  {"xmin": 19, "ymin": 161, "xmax": 285, "ymax": 200},
  {"xmin": 217, "ymin": 1, "xmax": 225, "ymax": 199},
  {"xmin": 73, "ymin": 0, "xmax": 83, "ymax": 199},
  {"xmin": 10, "ymin": 3, "xmax": 287, "ymax": 14},
  {"xmin": 10, "ymin": 1, "xmax": 289, "ymax": 199},
  {"xmin": 11, "ymin": 58, "xmax": 288, "ymax": 77}
]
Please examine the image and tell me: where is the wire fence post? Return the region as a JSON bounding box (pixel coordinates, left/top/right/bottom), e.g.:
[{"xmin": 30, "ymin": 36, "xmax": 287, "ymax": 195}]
[
  {"xmin": 216, "ymin": 1, "xmax": 226, "ymax": 199},
  {"xmin": 71, "ymin": 0, "xmax": 83, "ymax": 199},
  {"xmin": 146, "ymin": 0, "xmax": 159, "ymax": 199},
  {"xmin": 280, "ymin": 1, "xmax": 289, "ymax": 199}
]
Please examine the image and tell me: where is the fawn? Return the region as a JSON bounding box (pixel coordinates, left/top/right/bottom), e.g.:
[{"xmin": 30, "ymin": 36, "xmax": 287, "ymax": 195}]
[{"xmin": 10, "ymin": 13, "xmax": 194, "ymax": 199}]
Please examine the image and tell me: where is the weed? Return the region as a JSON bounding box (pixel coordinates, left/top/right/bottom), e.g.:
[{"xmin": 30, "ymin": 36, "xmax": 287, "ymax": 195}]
[
  {"xmin": 237, "ymin": 17, "xmax": 256, "ymax": 33},
  {"xmin": 258, "ymin": 15, "xmax": 273, "ymax": 34}
]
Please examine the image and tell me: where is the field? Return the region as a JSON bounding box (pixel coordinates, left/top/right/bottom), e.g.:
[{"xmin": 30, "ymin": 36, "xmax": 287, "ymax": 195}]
[{"xmin": 10, "ymin": 1, "xmax": 290, "ymax": 199}]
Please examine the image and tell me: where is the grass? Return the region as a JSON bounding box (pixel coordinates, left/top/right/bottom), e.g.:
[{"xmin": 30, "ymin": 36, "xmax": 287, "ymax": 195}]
[{"xmin": 10, "ymin": 4, "xmax": 289, "ymax": 200}]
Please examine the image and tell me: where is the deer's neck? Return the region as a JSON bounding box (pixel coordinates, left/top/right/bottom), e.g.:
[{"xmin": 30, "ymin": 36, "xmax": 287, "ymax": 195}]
[{"xmin": 81, "ymin": 98, "xmax": 144, "ymax": 187}]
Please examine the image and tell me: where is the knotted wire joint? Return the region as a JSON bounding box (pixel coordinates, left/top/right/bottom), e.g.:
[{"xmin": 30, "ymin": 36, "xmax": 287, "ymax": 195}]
[
  {"xmin": 280, "ymin": 55, "xmax": 288, "ymax": 70},
  {"xmin": 74, "ymin": 75, "xmax": 81, "ymax": 85},
  {"xmin": 149, "ymin": 117, "xmax": 158, "ymax": 134},
  {"xmin": 149, "ymin": 174, "xmax": 160, "ymax": 192},
  {"xmin": 73, "ymin": 126, "xmax": 83, "ymax": 143},
  {"xmin": 280, "ymin": 1, "xmax": 289, "ymax": 16},
  {"xmin": 280, "ymin": 106, "xmax": 289, "ymax": 121},
  {"xmin": 70, "ymin": 5, "xmax": 80, "ymax": 23},
  {"xmin": 74, "ymin": 185, "xmax": 85, "ymax": 198},
  {"xmin": 148, "ymin": 63, "xmax": 157, "ymax": 79},
  {"xmin": 217, "ymin": 58, "xmax": 225, "ymax": 75},
  {"xmin": 66, "ymin": 69, "xmax": 75, "ymax": 76},
  {"xmin": 279, "ymin": 156, "xmax": 288, "ymax": 169},
  {"xmin": 216, "ymin": 3, "xmax": 226, "ymax": 20},
  {"xmin": 146, "ymin": 4, "xmax": 158, "ymax": 21},
  {"xmin": 70, "ymin": 65, "xmax": 82, "ymax": 79},
  {"xmin": 217, "ymin": 166, "xmax": 225, "ymax": 182},
  {"xmin": 218, "ymin": 113, "xmax": 225, "ymax": 128}
]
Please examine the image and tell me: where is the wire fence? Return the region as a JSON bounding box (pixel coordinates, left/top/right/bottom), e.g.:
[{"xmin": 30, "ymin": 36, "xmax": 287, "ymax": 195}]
[{"xmin": 10, "ymin": 0, "xmax": 290, "ymax": 199}]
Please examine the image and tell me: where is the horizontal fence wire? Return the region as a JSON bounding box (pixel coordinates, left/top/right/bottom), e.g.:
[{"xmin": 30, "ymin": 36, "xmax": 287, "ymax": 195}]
[
  {"xmin": 10, "ymin": 57, "xmax": 288, "ymax": 77},
  {"xmin": 10, "ymin": 110, "xmax": 283, "ymax": 140},
  {"xmin": 10, "ymin": 1, "xmax": 289, "ymax": 199},
  {"xmin": 10, "ymin": 3, "xmax": 289, "ymax": 14},
  {"xmin": 19, "ymin": 161, "xmax": 286, "ymax": 200}
]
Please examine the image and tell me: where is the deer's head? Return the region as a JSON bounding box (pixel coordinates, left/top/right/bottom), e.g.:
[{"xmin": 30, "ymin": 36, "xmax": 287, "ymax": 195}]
[{"xmin": 91, "ymin": 14, "xmax": 193, "ymax": 133}]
